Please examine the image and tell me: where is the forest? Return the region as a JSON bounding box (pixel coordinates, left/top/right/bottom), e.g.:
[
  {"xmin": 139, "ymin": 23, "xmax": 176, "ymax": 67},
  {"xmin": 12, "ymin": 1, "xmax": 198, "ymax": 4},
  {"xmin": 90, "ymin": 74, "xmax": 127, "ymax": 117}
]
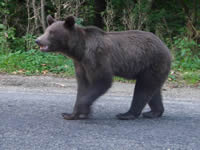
[{"xmin": 0, "ymin": 0, "xmax": 200, "ymax": 84}]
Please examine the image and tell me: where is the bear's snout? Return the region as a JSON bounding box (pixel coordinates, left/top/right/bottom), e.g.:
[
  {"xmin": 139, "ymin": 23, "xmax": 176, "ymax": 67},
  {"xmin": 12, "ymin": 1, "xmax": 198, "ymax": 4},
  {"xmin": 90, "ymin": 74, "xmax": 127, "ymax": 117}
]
[
  {"xmin": 35, "ymin": 39, "xmax": 41, "ymax": 45},
  {"xmin": 35, "ymin": 38, "xmax": 45, "ymax": 46},
  {"xmin": 35, "ymin": 38, "xmax": 50, "ymax": 52}
]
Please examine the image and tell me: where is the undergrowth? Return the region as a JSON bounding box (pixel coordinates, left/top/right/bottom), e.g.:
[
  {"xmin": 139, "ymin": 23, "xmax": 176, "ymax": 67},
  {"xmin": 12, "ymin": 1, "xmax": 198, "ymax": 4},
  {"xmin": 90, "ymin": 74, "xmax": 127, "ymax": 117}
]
[{"xmin": 0, "ymin": 49, "xmax": 75, "ymax": 76}]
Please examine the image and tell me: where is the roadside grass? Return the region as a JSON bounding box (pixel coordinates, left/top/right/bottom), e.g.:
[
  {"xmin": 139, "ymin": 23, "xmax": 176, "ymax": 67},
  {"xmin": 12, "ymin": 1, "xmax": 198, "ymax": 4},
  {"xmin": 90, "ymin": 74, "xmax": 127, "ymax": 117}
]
[
  {"xmin": 182, "ymin": 71, "xmax": 200, "ymax": 84},
  {"xmin": 169, "ymin": 59, "xmax": 200, "ymax": 85},
  {"xmin": 168, "ymin": 69, "xmax": 200, "ymax": 85},
  {"xmin": 0, "ymin": 49, "xmax": 199, "ymax": 85},
  {"xmin": 0, "ymin": 49, "xmax": 75, "ymax": 76}
]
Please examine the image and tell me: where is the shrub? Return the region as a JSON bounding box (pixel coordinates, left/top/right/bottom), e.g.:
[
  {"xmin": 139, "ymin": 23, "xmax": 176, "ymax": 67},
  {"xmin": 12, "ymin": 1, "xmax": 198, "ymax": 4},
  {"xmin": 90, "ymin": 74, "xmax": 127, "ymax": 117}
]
[{"xmin": 172, "ymin": 37, "xmax": 200, "ymax": 71}]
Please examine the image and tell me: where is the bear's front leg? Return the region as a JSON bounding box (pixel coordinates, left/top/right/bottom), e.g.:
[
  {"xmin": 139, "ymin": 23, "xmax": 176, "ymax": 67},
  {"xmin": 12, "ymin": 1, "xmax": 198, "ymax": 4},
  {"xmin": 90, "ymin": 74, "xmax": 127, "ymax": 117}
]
[
  {"xmin": 62, "ymin": 79, "xmax": 112, "ymax": 120},
  {"xmin": 62, "ymin": 59, "xmax": 112, "ymax": 120},
  {"xmin": 62, "ymin": 61, "xmax": 90, "ymax": 120}
]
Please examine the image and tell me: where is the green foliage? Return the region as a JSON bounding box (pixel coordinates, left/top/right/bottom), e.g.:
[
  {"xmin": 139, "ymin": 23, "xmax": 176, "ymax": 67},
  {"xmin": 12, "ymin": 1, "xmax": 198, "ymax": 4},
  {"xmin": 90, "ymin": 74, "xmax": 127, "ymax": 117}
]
[
  {"xmin": 0, "ymin": 24, "xmax": 37, "ymax": 53},
  {"xmin": 0, "ymin": 24, "xmax": 16, "ymax": 54},
  {"xmin": 78, "ymin": 0, "xmax": 95, "ymax": 26},
  {"xmin": 0, "ymin": 1, "xmax": 9, "ymax": 16},
  {"xmin": 173, "ymin": 37, "xmax": 200, "ymax": 71},
  {"xmin": 0, "ymin": 49, "xmax": 74, "ymax": 76},
  {"xmin": 75, "ymin": 18, "xmax": 84, "ymax": 26},
  {"xmin": 183, "ymin": 71, "xmax": 200, "ymax": 84},
  {"xmin": 13, "ymin": 34, "xmax": 38, "ymax": 52}
]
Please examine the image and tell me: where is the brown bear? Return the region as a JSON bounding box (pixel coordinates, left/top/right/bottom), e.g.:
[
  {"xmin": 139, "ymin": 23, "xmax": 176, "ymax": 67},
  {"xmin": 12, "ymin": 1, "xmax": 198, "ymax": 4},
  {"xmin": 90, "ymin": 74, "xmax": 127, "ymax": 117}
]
[{"xmin": 35, "ymin": 15, "xmax": 171, "ymax": 120}]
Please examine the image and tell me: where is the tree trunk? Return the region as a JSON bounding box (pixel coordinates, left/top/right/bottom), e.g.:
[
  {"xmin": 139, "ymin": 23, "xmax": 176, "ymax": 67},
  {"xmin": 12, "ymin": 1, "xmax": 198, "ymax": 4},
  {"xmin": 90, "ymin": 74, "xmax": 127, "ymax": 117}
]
[
  {"xmin": 94, "ymin": 0, "xmax": 106, "ymax": 29},
  {"xmin": 32, "ymin": 0, "xmax": 39, "ymax": 32},
  {"xmin": 41, "ymin": 0, "xmax": 46, "ymax": 32},
  {"xmin": 26, "ymin": 0, "xmax": 31, "ymax": 34}
]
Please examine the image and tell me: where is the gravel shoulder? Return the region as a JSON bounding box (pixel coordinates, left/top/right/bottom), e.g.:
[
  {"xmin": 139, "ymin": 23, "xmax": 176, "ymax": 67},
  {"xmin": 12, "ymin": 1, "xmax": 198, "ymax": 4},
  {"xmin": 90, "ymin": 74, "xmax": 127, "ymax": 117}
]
[{"xmin": 0, "ymin": 74, "xmax": 199, "ymax": 101}]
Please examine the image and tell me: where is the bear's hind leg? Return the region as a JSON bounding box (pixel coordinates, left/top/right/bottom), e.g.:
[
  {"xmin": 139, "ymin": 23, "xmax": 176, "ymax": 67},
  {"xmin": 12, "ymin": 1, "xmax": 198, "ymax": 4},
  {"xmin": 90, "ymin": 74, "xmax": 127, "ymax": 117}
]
[
  {"xmin": 142, "ymin": 90, "xmax": 164, "ymax": 118},
  {"xmin": 116, "ymin": 71, "xmax": 163, "ymax": 120},
  {"xmin": 117, "ymin": 79, "xmax": 159, "ymax": 120}
]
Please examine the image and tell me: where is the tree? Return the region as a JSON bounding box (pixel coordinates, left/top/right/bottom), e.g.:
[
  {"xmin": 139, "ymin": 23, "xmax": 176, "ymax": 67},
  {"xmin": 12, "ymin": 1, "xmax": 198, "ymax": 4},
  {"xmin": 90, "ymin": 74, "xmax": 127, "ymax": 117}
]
[
  {"xmin": 41, "ymin": 0, "xmax": 46, "ymax": 32},
  {"xmin": 94, "ymin": 0, "xmax": 106, "ymax": 29}
]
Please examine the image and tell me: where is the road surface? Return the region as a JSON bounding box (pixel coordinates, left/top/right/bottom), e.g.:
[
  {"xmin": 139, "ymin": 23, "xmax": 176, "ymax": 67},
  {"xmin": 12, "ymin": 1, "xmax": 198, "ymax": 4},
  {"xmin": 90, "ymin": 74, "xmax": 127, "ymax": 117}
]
[{"xmin": 0, "ymin": 75, "xmax": 200, "ymax": 150}]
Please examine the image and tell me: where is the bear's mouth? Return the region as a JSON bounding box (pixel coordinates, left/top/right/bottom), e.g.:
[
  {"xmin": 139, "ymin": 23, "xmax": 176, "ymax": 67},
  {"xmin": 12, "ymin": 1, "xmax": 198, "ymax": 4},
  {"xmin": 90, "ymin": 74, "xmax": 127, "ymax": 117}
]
[{"xmin": 39, "ymin": 45, "xmax": 49, "ymax": 52}]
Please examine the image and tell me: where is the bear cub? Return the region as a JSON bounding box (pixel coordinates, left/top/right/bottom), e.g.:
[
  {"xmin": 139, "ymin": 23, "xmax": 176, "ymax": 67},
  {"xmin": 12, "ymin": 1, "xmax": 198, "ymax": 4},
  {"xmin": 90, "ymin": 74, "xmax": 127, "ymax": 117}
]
[{"xmin": 36, "ymin": 15, "xmax": 171, "ymax": 120}]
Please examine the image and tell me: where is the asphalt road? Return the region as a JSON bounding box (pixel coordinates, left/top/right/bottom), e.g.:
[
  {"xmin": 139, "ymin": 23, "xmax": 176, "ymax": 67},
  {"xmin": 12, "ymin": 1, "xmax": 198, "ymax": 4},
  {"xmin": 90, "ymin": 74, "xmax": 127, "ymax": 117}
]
[{"xmin": 0, "ymin": 75, "xmax": 200, "ymax": 150}]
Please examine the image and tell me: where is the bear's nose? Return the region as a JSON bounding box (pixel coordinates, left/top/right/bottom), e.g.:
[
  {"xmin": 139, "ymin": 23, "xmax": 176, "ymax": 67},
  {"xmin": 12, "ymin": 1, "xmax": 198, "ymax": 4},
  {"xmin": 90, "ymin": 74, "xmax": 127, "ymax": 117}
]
[{"xmin": 35, "ymin": 39, "xmax": 40, "ymax": 45}]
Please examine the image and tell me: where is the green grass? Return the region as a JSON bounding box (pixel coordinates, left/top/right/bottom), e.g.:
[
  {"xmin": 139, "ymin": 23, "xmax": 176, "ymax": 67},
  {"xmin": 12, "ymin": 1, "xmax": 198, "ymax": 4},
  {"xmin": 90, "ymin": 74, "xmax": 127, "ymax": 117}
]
[
  {"xmin": 168, "ymin": 69, "xmax": 200, "ymax": 85},
  {"xmin": 0, "ymin": 49, "xmax": 74, "ymax": 76},
  {"xmin": 170, "ymin": 60, "xmax": 200, "ymax": 85},
  {"xmin": 182, "ymin": 71, "xmax": 200, "ymax": 84}
]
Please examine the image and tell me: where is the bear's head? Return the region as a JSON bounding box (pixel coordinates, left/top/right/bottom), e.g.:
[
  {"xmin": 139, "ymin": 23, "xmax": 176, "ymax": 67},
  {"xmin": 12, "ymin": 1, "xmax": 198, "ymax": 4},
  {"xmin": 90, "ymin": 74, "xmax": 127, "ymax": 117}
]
[{"xmin": 35, "ymin": 15, "xmax": 82, "ymax": 54}]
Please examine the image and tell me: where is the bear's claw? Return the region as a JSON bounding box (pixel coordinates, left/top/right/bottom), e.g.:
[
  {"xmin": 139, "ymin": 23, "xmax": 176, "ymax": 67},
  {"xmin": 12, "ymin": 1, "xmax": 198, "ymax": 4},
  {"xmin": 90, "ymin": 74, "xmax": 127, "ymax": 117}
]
[
  {"xmin": 116, "ymin": 112, "xmax": 137, "ymax": 120},
  {"xmin": 142, "ymin": 111, "xmax": 163, "ymax": 118},
  {"xmin": 62, "ymin": 113, "xmax": 88, "ymax": 120}
]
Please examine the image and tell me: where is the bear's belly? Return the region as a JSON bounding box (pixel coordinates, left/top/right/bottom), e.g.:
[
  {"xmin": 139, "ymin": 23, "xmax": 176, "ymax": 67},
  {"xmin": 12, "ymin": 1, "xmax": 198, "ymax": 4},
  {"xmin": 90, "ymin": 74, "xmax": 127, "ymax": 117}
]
[{"xmin": 114, "ymin": 70, "xmax": 138, "ymax": 80}]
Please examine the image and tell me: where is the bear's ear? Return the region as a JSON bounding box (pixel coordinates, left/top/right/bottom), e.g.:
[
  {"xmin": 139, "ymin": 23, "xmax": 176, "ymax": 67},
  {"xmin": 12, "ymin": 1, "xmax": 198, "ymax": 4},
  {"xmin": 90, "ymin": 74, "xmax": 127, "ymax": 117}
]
[
  {"xmin": 47, "ymin": 15, "xmax": 55, "ymax": 26},
  {"xmin": 64, "ymin": 16, "xmax": 75, "ymax": 29}
]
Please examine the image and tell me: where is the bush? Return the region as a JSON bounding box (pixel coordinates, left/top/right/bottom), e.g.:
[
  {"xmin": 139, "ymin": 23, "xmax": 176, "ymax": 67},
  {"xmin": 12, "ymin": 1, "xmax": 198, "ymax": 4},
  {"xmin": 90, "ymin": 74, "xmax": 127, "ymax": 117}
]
[
  {"xmin": 172, "ymin": 37, "xmax": 200, "ymax": 71},
  {"xmin": 0, "ymin": 24, "xmax": 16, "ymax": 54}
]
